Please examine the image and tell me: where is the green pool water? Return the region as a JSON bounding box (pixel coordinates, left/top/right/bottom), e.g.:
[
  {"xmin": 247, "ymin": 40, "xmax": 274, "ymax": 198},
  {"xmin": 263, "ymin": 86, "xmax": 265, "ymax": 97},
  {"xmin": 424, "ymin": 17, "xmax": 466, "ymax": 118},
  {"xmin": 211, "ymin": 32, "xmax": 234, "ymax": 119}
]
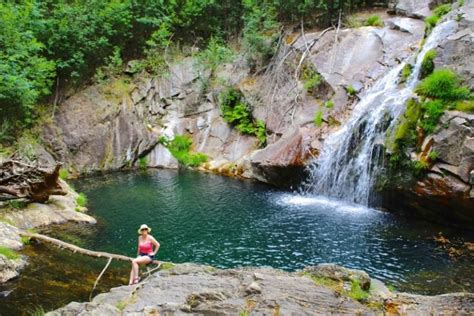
[{"xmin": 1, "ymin": 169, "xmax": 473, "ymax": 315}]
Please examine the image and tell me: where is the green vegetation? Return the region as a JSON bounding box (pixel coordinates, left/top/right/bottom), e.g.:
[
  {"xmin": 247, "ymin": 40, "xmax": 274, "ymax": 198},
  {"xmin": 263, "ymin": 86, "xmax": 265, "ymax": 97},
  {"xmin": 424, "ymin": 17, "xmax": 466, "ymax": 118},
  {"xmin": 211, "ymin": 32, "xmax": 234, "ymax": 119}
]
[
  {"xmin": 455, "ymin": 100, "xmax": 474, "ymax": 113},
  {"xmin": 21, "ymin": 235, "xmax": 31, "ymax": 245},
  {"xmin": 138, "ymin": 157, "xmax": 148, "ymax": 170},
  {"xmin": 302, "ymin": 66, "xmax": 323, "ymax": 93},
  {"xmin": 348, "ymin": 280, "xmax": 370, "ymax": 301},
  {"xmin": 76, "ymin": 193, "xmax": 88, "ymax": 207},
  {"xmin": 428, "ymin": 150, "xmax": 439, "ymax": 162},
  {"xmin": 115, "ymin": 300, "xmax": 127, "ymax": 311},
  {"xmin": 219, "ymin": 88, "xmax": 267, "ymax": 147},
  {"xmin": 419, "ymin": 100, "xmax": 444, "ymax": 134},
  {"xmin": 58, "ymin": 168, "xmax": 69, "ymax": 181},
  {"xmin": 303, "ymin": 273, "xmax": 370, "ymax": 302},
  {"xmin": 160, "ymin": 262, "xmax": 175, "ymax": 270},
  {"xmin": 346, "ymin": 85, "xmax": 357, "ymax": 97},
  {"xmin": 325, "ymin": 100, "xmax": 334, "ymax": 109},
  {"xmin": 419, "ymin": 49, "xmax": 437, "ymax": 79},
  {"xmin": 400, "ymin": 64, "xmax": 413, "ymax": 83},
  {"xmin": 1, "ymin": 1, "xmax": 390, "ymax": 144},
  {"xmin": 161, "ymin": 135, "xmax": 208, "ymax": 167},
  {"xmin": 28, "ymin": 306, "xmax": 45, "ymax": 316},
  {"xmin": 415, "ymin": 69, "xmax": 471, "ymax": 101},
  {"xmin": 314, "ymin": 110, "xmax": 323, "ymax": 127},
  {"xmin": 387, "ymin": 69, "xmax": 472, "ymax": 178},
  {"xmin": 425, "ymin": 3, "xmax": 451, "ymax": 34},
  {"xmin": 8, "ymin": 200, "xmax": 27, "ymax": 210},
  {"xmin": 196, "ymin": 37, "xmax": 234, "ymax": 73},
  {"xmin": 365, "ymin": 15, "xmax": 383, "ymax": 27},
  {"xmin": 0, "ymin": 246, "xmax": 20, "ymax": 260}
]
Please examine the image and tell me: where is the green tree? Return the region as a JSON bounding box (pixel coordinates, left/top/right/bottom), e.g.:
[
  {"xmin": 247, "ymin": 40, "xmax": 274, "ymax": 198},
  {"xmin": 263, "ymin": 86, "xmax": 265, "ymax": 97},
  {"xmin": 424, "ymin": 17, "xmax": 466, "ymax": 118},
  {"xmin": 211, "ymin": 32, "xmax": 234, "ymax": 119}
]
[{"xmin": 0, "ymin": 1, "xmax": 55, "ymax": 127}]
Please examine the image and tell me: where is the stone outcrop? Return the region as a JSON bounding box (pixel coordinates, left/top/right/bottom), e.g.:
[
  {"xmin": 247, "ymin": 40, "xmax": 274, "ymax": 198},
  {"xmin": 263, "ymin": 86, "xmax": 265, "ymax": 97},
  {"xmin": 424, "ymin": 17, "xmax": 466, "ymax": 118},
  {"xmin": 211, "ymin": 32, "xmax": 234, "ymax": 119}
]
[
  {"xmin": 435, "ymin": 1, "xmax": 474, "ymax": 89},
  {"xmin": 39, "ymin": 9, "xmax": 426, "ymax": 188},
  {"xmin": 0, "ymin": 180, "xmax": 95, "ymax": 283},
  {"xmin": 383, "ymin": 2, "xmax": 474, "ymax": 226},
  {"xmin": 48, "ymin": 263, "xmax": 474, "ymax": 315},
  {"xmin": 384, "ymin": 110, "xmax": 474, "ymax": 226},
  {"xmin": 388, "ymin": 0, "xmax": 433, "ymax": 18}
]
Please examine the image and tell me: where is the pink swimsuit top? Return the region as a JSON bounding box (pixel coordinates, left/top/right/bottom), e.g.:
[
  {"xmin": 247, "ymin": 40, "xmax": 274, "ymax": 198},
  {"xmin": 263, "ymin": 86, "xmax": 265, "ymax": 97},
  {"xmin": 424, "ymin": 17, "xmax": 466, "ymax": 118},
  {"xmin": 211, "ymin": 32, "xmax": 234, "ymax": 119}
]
[{"xmin": 139, "ymin": 240, "xmax": 153, "ymax": 254}]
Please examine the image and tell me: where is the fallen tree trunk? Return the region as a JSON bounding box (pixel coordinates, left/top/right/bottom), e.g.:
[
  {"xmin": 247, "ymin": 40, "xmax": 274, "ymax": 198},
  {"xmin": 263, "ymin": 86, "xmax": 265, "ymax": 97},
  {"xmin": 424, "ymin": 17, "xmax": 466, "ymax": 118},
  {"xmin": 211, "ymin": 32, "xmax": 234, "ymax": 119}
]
[
  {"xmin": 22, "ymin": 232, "xmax": 134, "ymax": 261},
  {"xmin": 0, "ymin": 160, "xmax": 66, "ymax": 202}
]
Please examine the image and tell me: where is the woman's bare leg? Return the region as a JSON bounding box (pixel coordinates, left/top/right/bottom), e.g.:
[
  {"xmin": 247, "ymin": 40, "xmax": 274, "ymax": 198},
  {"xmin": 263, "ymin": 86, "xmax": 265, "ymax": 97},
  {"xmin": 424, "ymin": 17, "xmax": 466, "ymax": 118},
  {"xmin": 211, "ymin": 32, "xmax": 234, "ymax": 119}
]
[{"xmin": 130, "ymin": 256, "xmax": 151, "ymax": 284}]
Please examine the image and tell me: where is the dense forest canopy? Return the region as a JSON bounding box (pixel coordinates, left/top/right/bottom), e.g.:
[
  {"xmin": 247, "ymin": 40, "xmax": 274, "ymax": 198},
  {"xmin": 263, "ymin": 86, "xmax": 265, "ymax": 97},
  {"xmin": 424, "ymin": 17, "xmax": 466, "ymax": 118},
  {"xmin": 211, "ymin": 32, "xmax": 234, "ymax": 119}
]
[{"xmin": 0, "ymin": 0, "xmax": 388, "ymax": 140}]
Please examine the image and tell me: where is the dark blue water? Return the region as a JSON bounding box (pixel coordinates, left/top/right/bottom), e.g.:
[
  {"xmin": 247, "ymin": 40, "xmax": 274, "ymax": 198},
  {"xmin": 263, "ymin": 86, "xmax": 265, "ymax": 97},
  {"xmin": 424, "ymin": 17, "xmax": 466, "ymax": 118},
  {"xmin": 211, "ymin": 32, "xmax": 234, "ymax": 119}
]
[{"xmin": 74, "ymin": 169, "xmax": 473, "ymax": 294}]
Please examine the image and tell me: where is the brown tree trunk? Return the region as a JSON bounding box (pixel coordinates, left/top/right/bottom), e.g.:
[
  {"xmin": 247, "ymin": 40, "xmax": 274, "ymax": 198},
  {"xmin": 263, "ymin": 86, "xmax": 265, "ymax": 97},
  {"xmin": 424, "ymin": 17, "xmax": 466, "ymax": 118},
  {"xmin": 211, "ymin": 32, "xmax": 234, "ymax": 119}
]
[{"xmin": 0, "ymin": 160, "xmax": 66, "ymax": 202}]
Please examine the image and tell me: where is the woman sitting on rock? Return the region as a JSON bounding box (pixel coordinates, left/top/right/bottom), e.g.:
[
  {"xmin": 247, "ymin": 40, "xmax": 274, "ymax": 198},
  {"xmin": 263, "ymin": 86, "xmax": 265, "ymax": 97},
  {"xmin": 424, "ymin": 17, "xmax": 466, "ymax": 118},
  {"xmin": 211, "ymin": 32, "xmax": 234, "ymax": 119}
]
[{"xmin": 129, "ymin": 224, "xmax": 160, "ymax": 285}]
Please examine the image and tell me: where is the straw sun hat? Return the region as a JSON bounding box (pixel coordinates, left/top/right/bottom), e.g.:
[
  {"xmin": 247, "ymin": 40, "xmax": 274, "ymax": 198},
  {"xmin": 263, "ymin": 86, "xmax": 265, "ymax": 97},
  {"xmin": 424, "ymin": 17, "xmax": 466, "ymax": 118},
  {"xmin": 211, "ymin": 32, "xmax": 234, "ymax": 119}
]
[{"xmin": 138, "ymin": 224, "xmax": 151, "ymax": 234}]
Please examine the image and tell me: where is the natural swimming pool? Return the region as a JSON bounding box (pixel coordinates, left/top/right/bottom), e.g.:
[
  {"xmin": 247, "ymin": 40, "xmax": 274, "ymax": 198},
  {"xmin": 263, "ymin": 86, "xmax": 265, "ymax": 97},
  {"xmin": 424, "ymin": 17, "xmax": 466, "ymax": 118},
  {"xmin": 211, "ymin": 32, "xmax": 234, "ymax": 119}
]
[{"xmin": 1, "ymin": 169, "xmax": 473, "ymax": 314}]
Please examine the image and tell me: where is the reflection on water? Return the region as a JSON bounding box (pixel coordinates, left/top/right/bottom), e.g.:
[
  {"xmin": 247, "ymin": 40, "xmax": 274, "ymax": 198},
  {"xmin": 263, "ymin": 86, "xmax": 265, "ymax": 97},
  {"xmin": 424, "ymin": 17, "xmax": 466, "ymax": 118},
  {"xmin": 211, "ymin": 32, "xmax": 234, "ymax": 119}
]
[{"xmin": 1, "ymin": 169, "xmax": 473, "ymax": 314}]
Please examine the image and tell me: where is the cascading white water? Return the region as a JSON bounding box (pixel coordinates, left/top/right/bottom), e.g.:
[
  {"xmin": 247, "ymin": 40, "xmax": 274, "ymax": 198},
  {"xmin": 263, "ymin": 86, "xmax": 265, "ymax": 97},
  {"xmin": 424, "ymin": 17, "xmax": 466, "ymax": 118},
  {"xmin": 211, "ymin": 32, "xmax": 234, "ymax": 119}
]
[{"xmin": 301, "ymin": 20, "xmax": 457, "ymax": 205}]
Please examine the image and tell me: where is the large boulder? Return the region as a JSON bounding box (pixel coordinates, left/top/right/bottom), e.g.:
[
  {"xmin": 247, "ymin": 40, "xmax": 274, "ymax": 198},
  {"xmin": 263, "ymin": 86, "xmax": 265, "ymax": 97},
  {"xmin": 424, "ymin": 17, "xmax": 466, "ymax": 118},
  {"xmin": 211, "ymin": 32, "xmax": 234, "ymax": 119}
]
[
  {"xmin": 435, "ymin": 1, "xmax": 474, "ymax": 89},
  {"xmin": 250, "ymin": 127, "xmax": 316, "ymax": 187},
  {"xmin": 388, "ymin": 0, "xmax": 432, "ymax": 19}
]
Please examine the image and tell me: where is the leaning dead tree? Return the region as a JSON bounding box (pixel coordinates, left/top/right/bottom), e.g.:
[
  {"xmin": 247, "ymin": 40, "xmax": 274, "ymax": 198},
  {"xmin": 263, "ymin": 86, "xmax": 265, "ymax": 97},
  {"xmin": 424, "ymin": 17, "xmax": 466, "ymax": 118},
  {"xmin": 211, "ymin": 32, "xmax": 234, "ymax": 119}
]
[
  {"xmin": 0, "ymin": 160, "xmax": 66, "ymax": 202},
  {"xmin": 22, "ymin": 232, "xmax": 164, "ymax": 299}
]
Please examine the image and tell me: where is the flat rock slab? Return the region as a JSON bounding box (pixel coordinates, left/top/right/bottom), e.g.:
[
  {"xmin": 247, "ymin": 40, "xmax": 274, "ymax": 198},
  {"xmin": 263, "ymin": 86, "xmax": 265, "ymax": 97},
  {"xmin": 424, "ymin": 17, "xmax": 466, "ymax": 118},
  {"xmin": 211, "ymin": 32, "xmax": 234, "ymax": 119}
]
[
  {"xmin": 49, "ymin": 263, "xmax": 372, "ymax": 315},
  {"xmin": 48, "ymin": 263, "xmax": 474, "ymax": 315}
]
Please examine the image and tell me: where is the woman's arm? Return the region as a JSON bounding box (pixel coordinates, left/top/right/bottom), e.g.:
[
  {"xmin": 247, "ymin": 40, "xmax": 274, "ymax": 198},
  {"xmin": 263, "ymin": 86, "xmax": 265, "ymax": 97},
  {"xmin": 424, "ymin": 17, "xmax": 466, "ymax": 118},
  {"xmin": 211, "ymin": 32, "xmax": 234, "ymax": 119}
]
[
  {"xmin": 150, "ymin": 236, "xmax": 160, "ymax": 255},
  {"xmin": 137, "ymin": 238, "xmax": 140, "ymax": 256}
]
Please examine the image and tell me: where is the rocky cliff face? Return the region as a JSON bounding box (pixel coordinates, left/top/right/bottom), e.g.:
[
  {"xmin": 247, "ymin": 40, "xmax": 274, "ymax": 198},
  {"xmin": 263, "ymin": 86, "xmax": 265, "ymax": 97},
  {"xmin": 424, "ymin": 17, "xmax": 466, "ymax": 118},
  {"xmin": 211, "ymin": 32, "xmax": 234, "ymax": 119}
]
[
  {"xmin": 39, "ymin": 1, "xmax": 473, "ymax": 225},
  {"xmin": 48, "ymin": 263, "xmax": 474, "ymax": 315},
  {"xmin": 383, "ymin": 1, "xmax": 474, "ymax": 226},
  {"xmin": 41, "ymin": 8, "xmax": 425, "ymax": 181}
]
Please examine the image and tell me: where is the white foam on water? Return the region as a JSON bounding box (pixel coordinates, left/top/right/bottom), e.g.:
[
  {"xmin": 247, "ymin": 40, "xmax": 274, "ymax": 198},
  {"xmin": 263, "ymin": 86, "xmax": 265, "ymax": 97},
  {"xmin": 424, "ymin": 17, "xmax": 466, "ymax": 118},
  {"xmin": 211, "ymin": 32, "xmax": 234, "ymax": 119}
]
[{"xmin": 276, "ymin": 193, "xmax": 373, "ymax": 214}]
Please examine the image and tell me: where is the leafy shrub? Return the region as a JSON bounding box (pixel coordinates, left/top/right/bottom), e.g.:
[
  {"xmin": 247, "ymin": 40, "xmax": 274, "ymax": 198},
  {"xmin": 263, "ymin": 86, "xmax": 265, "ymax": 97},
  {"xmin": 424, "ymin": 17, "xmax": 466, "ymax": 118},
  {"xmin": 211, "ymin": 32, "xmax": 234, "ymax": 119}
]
[
  {"xmin": 419, "ymin": 49, "xmax": 437, "ymax": 79},
  {"xmin": 433, "ymin": 4, "xmax": 452, "ymax": 17},
  {"xmin": 301, "ymin": 66, "xmax": 323, "ymax": 93},
  {"xmin": 325, "ymin": 100, "xmax": 334, "ymax": 108},
  {"xmin": 419, "ymin": 100, "xmax": 445, "ymax": 134},
  {"xmin": 59, "ymin": 168, "xmax": 69, "ymax": 180},
  {"xmin": 428, "ymin": 150, "xmax": 439, "ymax": 161},
  {"xmin": 242, "ymin": 1, "xmax": 280, "ymax": 67},
  {"xmin": 0, "ymin": 2, "xmax": 56, "ymax": 127},
  {"xmin": 400, "ymin": 64, "xmax": 413, "ymax": 83},
  {"xmin": 138, "ymin": 157, "xmax": 148, "ymax": 170},
  {"xmin": 425, "ymin": 15, "xmax": 440, "ymax": 29},
  {"xmin": 415, "ymin": 69, "xmax": 471, "ymax": 100},
  {"xmin": 166, "ymin": 135, "xmax": 208, "ymax": 167},
  {"xmin": 413, "ymin": 159, "xmax": 431, "ymax": 174},
  {"xmin": 425, "ymin": 4, "xmax": 451, "ymax": 33},
  {"xmin": 365, "ymin": 15, "xmax": 383, "ymax": 27},
  {"xmin": 314, "ymin": 110, "xmax": 323, "ymax": 127},
  {"xmin": 94, "ymin": 47, "xmax": 124, "ymax": 83},
  {"xmin": 346, "ymin": 85, "xmax": 357, "ymax": 97},
  {"xmin": 387, "ymin": 98, "xmax": 421, "ymax": 153},
  {"xmin": 76, "ymin": 193, "xmax": 88, "ymax": 207},
  {"xmin": 255, "ymin": 120, "xmax": 267, "ymax": 147},
  {"xmin": 219, "ymin": 87, "xmax": 267, "ymax": 147},
  {"xmin": 0, "ymin": 246, "xmax": 19, "ymax": 260},
  {"xmin": 196, "ymin": 37, "xmax": 234, "ymax": 73},
  {"xmin": 347, "ymin": 280, "xmax": 369, "ymax": 301}
]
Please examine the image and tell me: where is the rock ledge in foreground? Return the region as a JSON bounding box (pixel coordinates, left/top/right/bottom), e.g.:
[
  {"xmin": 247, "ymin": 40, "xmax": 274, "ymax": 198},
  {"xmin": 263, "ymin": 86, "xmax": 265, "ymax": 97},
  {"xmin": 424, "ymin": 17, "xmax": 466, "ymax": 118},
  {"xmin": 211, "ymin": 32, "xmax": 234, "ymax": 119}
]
[{"xmin": 48, "ymin": 263, "xmax": 474, "ymax": 315}]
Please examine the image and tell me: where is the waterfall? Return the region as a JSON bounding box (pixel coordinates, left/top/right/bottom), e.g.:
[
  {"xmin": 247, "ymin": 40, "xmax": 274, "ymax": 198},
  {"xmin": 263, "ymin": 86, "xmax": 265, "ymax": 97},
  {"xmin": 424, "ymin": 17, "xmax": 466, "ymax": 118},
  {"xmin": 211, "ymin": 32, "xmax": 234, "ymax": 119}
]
[{"xmin": 301, "ymin": 20, "xmax": 456, "ymax": 205}]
